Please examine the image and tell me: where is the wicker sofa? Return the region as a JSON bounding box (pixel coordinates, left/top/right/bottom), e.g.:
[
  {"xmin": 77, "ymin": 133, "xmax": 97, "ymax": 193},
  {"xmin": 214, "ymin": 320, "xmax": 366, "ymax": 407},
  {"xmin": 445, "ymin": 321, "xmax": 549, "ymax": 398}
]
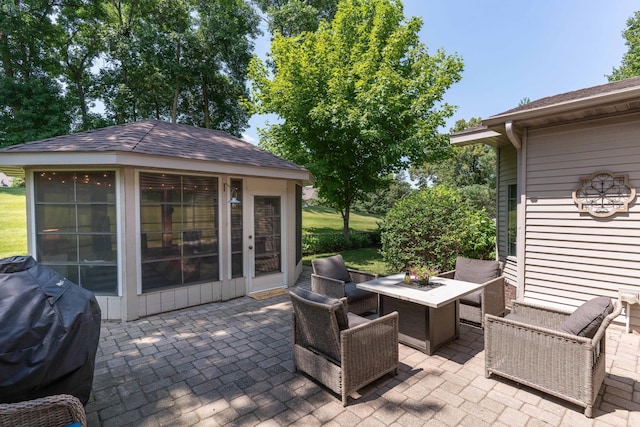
[
  {"xmin": 290, "ymin": 287, "xmax": 399, "ymax": 406},
  {"xmin": 484, "ymin": 297, "xmax": 622, "ymax": 417},
  {"xmin": 311, "ymin": 254, "xmax": 379, "ymax": 315},
  {"xmin": 437, "ymin": 256, "xmax": 505, "ymax": 326},
  {"xmin": 0, "ymin": 394, "xmax": 86, "ymax": 427}
]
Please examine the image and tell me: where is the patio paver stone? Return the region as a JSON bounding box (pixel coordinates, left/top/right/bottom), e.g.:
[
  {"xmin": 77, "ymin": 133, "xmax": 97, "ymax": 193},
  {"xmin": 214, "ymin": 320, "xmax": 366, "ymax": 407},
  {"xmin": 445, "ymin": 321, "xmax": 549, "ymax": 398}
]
[{"xmin": 86, "ymin": 267, "xmax": 640, "ymax": 426}]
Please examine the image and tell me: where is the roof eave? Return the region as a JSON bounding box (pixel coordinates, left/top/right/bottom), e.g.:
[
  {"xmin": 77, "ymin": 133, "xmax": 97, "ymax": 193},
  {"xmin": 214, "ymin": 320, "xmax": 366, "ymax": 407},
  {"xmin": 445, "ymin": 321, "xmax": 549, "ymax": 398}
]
[
  {"xmin": 450, "ymin": 128, "xmax": 506, "ymax": 147},
  {"xmin": 482, "ymin": 85, "xmax": 640, "ymax": 128},
  {"xmin": 0, "ymin": 151, "xmax": 313, "ymax": 183}
]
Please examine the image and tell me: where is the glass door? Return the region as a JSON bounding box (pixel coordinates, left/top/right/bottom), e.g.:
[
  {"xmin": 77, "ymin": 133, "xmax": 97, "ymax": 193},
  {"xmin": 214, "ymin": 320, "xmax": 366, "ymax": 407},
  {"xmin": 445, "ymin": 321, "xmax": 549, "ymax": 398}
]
[
  {"xmin": 254, "ymin": 196, "xmax": 281, "ymax": 275},
  {"xmin": 249, "ymin": 195, "xmax": 284, "ymax": 293}
]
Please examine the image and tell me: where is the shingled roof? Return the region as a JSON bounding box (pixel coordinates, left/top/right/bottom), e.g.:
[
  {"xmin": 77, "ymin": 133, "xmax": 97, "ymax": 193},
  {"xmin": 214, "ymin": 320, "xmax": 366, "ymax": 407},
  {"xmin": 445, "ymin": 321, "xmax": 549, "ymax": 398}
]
[
  {"xmin": 0, "ymin": 119, "xmax": 306, "ymax": 172},
  {"xmin": 451, "ymin": 76, "xmax": 640, "ymax": 147},
  {"xmin": 492, "ymin": 75, "xmax": 640, "ymax": 117}
]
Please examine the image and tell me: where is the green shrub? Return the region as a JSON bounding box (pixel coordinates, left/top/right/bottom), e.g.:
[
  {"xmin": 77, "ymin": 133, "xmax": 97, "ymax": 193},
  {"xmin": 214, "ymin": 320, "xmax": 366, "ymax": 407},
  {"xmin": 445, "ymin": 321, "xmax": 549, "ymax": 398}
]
[
  {"xmin": 302, "ymin": 231, "xmax": 376, "ymax": 254},
  {"xmin": 10, "ymin": 177, "xmax": 25, "ymax": 188},
  {"xmin": 379, "ymin": 186, "xmax": 495, "ymax": 272}
]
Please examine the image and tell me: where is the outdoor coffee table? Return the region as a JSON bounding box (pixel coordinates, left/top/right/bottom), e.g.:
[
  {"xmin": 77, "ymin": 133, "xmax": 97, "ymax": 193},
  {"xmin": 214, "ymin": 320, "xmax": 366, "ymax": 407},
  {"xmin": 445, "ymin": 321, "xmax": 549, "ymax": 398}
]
[{"xmin": 357, "ymin": 274, "xmax": 484, "ymax": 355}]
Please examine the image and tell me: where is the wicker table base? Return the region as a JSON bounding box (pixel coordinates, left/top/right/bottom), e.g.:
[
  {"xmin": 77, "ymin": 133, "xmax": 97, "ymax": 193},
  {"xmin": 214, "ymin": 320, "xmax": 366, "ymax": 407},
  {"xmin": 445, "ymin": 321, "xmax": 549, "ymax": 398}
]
[
  {"xmin": 380, "ymin": 295, "xmax": 458, "ymax": 355},
  {"xmin": 357, "ymin": 273, "xmax": 484, "ymax": 355}
]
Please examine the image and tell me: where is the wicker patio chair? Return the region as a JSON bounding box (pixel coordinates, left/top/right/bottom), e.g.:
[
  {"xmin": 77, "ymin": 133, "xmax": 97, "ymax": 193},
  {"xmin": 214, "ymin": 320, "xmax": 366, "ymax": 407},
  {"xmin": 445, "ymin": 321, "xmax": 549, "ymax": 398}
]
[
  {"xmin": 485, "ymin": 297, "xmax": 623, "ymax": 417},
  {"xmin": 290, "ymin": 287, "xmax": 399, "ymax": 406},
  {"xmin": 311, "ymin": 254, "xmax": 379, "ymax": 315},
  {"xmin": 0, "ymin": 394, "xmax": 86, "ymax": 427},
  {"xmin": 437, "ymin": 256, "xmax": 505, "ymax": 326}
]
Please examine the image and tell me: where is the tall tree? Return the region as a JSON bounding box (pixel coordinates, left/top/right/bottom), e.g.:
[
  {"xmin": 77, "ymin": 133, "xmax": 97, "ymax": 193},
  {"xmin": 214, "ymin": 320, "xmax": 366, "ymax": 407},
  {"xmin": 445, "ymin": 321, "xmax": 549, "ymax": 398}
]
[
  {"xmin": 99, "ymin": 0, "xmax": 260, "ymax": 134},
  {"xmin": 0, "ymin": 0, "xmax": 71, "ymax": 146},
  {"xmin": 254, "ymin": 0, "xmax": 338, "ymax": 36},
  {"xmin": 353, "ymin": 172, "xmax": 413, "ymax": 216},
  {"xmin": 410, "ymin": 117, "xmax": 497, "ymax": 216},
  {"xmin": 56, "ymin": 0, "xmax": 109, "ymax": 131},
  {"xmin": 250, "ymin": 0, "xmax": 463, "ymax": 239},
  {"xmin": 608, "ymin": 11, "xmax": 640, "ymax": 81}
]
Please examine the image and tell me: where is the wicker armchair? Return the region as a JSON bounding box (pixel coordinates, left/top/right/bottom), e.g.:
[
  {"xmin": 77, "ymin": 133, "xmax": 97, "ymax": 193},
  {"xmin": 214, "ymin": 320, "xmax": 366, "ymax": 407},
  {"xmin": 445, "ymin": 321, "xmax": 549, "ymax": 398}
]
[
  {"xmin": 485, "ymin": 298, "xmax": 622, "ymax": 417},
  {"xmin": 0, "ymin": 394, "xmax": 86, "ymax": 427},
  {"xmin": 290, "ymin": 287, "xmax": 399, "ymax": 406},
  {"xmin": 311, "ymin": 254, "xmax": 378, "ymax": 315},
  {"xmin": 437, "ymin": 256, "xmax": 505, "ymax": 326}
]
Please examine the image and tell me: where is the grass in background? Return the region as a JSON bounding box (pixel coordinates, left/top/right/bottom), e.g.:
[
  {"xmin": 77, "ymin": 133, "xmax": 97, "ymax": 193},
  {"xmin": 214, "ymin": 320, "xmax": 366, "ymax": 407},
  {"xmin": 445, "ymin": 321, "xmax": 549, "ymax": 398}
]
[
  {"xmin": 303, "ymin": 206, "xmax": 381, "ymax": 233},
  {"xmin": 0, "ymin": 187, "xmax": 27, "ymax": 258},
  {"xmin": 303, "ymin": 247, "xmax": 392, "ymax": 276},
  {"xmin": 0, "ymin": 191, "xmax": 389, "ymax": 272}
]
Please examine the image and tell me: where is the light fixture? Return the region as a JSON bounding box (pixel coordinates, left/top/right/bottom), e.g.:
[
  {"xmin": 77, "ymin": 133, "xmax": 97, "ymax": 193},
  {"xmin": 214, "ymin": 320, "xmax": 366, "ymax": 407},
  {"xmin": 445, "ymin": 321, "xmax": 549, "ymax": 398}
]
[{"xmin": 224, "ymin": 182, "xmax": 241, "ymax": 205}]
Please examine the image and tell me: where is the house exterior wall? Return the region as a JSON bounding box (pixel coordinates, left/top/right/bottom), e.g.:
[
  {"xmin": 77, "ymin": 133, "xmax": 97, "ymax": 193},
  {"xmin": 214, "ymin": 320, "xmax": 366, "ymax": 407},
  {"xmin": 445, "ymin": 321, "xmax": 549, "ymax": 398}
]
[
  {"xmin": 497, "ymin": 144, "xmax": 518, "ymax": 288},
  {"xmin": 519, "ymin": 114, "xmax": 640, "ymax": 330}
]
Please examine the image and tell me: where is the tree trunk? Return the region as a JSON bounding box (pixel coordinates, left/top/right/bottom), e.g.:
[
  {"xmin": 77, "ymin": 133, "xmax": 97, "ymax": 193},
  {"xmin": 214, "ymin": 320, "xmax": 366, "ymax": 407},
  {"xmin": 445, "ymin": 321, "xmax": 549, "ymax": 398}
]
[
  {"xmin": 202, "ymin": 74, "xmax": 210, "ymax": 128},
  {"xmin": 171, "ymin": 41, "xmax": 181, "ymax": 123},
  {"xmin": 342, "ymin": 207, "xmax": 350, "ymax": 242}
]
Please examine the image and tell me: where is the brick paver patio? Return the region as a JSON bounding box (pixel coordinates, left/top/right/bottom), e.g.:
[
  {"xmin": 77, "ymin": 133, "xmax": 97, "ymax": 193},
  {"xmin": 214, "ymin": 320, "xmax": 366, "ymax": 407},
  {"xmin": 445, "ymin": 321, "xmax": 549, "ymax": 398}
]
[{"xmin": 86, "ymin": 268, "xmax": 640, "ymax": 426}]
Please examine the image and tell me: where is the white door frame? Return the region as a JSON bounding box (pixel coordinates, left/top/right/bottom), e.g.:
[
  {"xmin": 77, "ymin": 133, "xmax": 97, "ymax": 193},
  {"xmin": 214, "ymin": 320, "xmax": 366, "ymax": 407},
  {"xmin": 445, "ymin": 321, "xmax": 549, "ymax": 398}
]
[{"xmin": 245, "ymin": 184, "xmax": 287, "ymax": 294}]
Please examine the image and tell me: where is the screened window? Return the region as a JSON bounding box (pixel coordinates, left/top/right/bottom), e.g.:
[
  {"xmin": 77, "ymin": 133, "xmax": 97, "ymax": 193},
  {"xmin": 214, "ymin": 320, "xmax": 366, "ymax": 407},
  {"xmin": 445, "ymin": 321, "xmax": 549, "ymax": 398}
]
[
  {"xmin": 230, "ymin": 179, "xmax": 243, "ymax": 278},
  {"xmin": 35, "ymin": 171, "xmax": 118, "ymax": 295},
  {"xmin": 507, "ymin": 184, "xmax": 517, "ymax": 257},
  {"xmin": 296, "ymin": 184, "xmax": 302, "ymax": 263},
  {"xmin": 140, "ymin": 173, "xmax": 219, "ymax": 291}
]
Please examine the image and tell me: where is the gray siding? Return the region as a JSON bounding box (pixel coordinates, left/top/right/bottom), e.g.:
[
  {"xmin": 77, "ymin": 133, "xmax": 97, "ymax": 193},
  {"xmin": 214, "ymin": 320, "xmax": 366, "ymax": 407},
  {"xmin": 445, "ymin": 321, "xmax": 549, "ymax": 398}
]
[
  {"xmin": 523, "ymin": 115, "xmax": 640, "ymax": 328},
  {"xmin": 497, "ymin": 145, "xmax": 518, "ymax": 287}
]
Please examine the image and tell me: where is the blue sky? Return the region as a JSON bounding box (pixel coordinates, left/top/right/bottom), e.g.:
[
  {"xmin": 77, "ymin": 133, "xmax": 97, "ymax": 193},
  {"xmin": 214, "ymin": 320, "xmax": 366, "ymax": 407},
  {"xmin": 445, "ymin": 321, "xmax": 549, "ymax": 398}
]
[{"xmin": 242, "ymin": 0, "xmax": 639, "ymax": 144}]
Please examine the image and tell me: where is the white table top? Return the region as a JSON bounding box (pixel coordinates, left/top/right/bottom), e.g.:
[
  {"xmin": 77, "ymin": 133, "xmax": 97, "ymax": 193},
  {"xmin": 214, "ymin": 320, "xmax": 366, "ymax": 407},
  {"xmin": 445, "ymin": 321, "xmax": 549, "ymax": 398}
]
[{"xmin": 356, "ymin": 273, "xmax": 484, "ymax": 309}]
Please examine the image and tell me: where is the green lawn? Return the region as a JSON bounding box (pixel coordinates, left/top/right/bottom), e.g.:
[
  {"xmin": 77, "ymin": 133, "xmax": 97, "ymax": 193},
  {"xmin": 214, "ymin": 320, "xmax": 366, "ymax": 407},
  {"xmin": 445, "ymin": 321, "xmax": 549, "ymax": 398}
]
[
  {"xmin": 302, "ymin": 206, "xmax": 381, "ymax": 233},
  {"xmin": 0, "ymin": 190, "xmax": 389, "ymax": 273},
  {"xmin": 0, "ymin": 187, "xmax": 28, "ymax": 258},
  {"xmin": 303, "ymin": 247, "xmax": 392, "ymax": 276},
  {"xmin": 302, "ymin": 206, "xmax": 390, "ymax": 274}
]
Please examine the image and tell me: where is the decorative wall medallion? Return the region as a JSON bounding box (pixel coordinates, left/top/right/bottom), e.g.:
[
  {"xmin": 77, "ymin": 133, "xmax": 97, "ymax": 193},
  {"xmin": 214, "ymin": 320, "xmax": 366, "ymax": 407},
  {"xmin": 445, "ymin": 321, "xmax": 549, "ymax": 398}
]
[{"xmin": 572, "ymin": 171, "xmax": 636, "ymax": 218}]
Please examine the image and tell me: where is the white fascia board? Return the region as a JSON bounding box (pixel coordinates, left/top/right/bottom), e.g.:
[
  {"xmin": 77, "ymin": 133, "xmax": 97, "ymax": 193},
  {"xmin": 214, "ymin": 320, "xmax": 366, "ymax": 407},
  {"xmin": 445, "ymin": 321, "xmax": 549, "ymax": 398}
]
[
  {"xmin": 450, "ymin": 128, "xmax": 502, "ymax": 146},
  {"xmin": 0, "ymin": 151, "xmax": 312, "ymax": 182}
]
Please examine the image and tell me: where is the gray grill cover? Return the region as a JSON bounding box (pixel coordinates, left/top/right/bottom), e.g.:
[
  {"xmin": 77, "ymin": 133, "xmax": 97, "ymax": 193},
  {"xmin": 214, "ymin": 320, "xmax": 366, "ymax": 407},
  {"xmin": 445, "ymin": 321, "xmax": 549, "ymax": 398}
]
[{"xmin": 0, "ymin": 256, "xmax": 101, "ymax": 405}]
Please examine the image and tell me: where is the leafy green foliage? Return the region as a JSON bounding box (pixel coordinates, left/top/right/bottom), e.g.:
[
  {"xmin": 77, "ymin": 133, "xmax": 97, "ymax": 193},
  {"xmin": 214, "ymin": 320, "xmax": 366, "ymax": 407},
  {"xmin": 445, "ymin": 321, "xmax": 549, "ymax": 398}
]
[
  {"xmin": 0, "ymin": 0, "xmax": 71, "ymax": 146},
  {"xmin": 410, "ymin": 117, "xmax": 496, "ymax": 216},
  {"xmin": 303, "ymin": 231, "xmax": 375, "ymax": 254},
  {"xmin": 609, "ymin": 11, "xmax": 640, "ymax": 81},
  {"xmin": 254, "ymin": 0, "xmax": 338, "ymax": 37},
  {"xmin": 250, "ymin": 0, "xmax": 463, "ymax": 239},
  {"xmin": 0, "ymin": 0, "xmax": 261, "ymax": 145},
  {"xmin": 352, "ymin": 173, "xmax": 414, "ymax": 215},
  {"xmin": 379, "ymin": 186, "xmax": 495, "ymax": 272}
]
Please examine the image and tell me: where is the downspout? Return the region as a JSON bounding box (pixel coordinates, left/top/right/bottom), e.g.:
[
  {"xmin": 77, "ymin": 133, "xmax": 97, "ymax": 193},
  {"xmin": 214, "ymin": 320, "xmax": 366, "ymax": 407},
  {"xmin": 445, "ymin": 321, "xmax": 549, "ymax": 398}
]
[
  {"xmin": 505, "ymin": 120, "xmax": 527, "ymax": 302},
  {"xmin": 505, "ymin": 120, "xmax": 521, "ymax": 150}
]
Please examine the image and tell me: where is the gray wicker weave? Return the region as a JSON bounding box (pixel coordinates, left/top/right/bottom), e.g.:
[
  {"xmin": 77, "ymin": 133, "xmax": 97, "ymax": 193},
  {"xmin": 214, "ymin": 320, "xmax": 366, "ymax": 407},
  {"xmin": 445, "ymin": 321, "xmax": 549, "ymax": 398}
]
[
  {"xmin": 437, "ymin": 270, "xmax": 505, "ymax": 326},
  {"xmin": 290, "ymin": 290, "xmax": 399, "ymax": 406},
  {"xmin": 311, "ymin": 269, "xmax": 379, "ymax": 315},
  {"xmin": 0, "ymin": 394, "xmax": 86, "ymax": 427},
  {"xmin": 485, "ymin": 300, "xmax": 623, "ymax": 417}
]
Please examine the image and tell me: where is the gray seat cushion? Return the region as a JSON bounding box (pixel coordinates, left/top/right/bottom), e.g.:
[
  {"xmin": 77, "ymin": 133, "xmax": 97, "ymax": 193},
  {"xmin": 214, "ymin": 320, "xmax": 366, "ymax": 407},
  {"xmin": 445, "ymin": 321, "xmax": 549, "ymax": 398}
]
[
  {"xmin": 558, "ymin": 296, "xmax": 614, "ymax": 338},
  {"xmin": 290, "ymin": 287, "xmax": 349, "ymax": 330},
  {"xmin": 312, "ymin": 254, "xmax": 352, "ymax": 283},
  {"xmin": 460, "ymin": 289, "xmax": 482, "ymax": 307},
  {"xmin": 346, "ymin": 312, "xmax": 370, "ymax": 329},
  {"xmin": 453, "ymin": 257, "xmax": 500, "ymax": 284},
  {"xmin": 345, "ymin": 282, "xmax": 375, "ymax": 303}
]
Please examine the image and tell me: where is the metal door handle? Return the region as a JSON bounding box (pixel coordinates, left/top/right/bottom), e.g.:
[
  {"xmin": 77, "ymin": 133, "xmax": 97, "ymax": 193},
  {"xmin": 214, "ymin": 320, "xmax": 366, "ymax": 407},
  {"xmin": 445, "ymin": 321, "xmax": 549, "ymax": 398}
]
[{"xmin": 249, "ymin": 246, "xmax": 253, "ymax": 250}]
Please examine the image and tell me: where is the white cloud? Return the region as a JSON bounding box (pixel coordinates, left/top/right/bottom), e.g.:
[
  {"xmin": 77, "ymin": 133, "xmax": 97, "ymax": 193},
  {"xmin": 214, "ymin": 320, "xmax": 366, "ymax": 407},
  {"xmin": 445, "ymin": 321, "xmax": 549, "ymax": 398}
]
[{"xmin": 242, "ymin": 133, "xmax": 257, "ymax": 145}]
